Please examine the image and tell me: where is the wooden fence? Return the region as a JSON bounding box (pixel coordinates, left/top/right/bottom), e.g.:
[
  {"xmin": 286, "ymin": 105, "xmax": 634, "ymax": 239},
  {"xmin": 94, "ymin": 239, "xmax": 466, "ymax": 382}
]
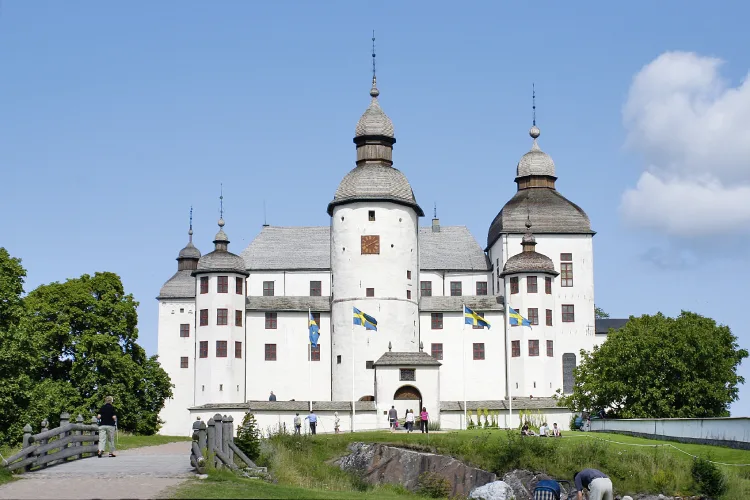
[
  {"xmin": 1, "ymin": 412, "xmax": 100, "ymax": 472},
  {"xmin": 190, "ymin": 413, "xmax": 264, "ymax": 475}
]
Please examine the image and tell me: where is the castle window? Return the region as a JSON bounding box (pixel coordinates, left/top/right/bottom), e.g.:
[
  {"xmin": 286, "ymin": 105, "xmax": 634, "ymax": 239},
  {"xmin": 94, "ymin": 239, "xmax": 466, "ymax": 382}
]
[
  {"xmin": 473, "ymin": 343, "xmax": 485, "ymax": 360},
  {"xmin": 400, "ymin": 369, "xmax": 416, "ymax": 381},
  {"xmin": 510, "ymin": 277, "xmax": 519, "ymax": 294},
  {"xmin": 545, "ymin": 277, "xmax": 552, "ymax": 294},
  {"xmin": 547, "ymin": 340, "xmax": 554, "ymax": 357},
  {"xmin": 337, "ymin": 355, "xmax": 341, "ymax": 364},
  {"xmin": 450, "ymin": 281, "xmax": 462, "ymax": 296},
  {"xmin": 562, "ymin": 304, "xmax": 575, "ymax": 323},
  {"xmin": 180, "ymin": 308, "xmax": 184, "ymax": 313},
  {"xmin": 406, "ymin": 290, "xmax": 411, "ymax": 299},
  {"xmin": 235, "ymin": 310, "xmax": 243, "ymax": 327},
  {"xmin": 216, "ymin": 340, "xmax": 227, "ymax": 357},
  {"xmin": 265, "ymin": 312, "xmax": 277, "ymax": 329},
  {"xmin": 528, "ymin": 339, "xmax": 539, "ymax": 357},
  {"xmin": 263, "ymin": 281, "xmax": 275, "ymax": 296},
  {"xmin": 265, "ymin": 344, "xmax": 277, "ymax": 361},
  {"xmin": 420, "ymin": 281, "xmax": 432, "ymax": 297},
  {"xmin": 180, "ymin": 357, "xmax": 188, "ymax": 368},
  {"xmin": 366, "ymin": 288, "xmax": 375, "ymax": 297},
  {"xmin": 560, "ymin": 254, "xmax": 573, "ymax": 287},
  {"xmin": 528, "ymin": 308, "xmax": 539, "ymax": 326},
  {"xmin": 310, "ymin": 345, "xmax": 321, "ymax": 362},
  {"xmin": 431, "ymin": 313, "xmax": 443, "ymax": 330},
  {"xmin": 511, "ymin": 340, "xmax": 520, "ymax": 357},
  {"xmin": 561, "ymin": 253, "xmax": 573, "ymax": 262},
  {"xmin": 476, "ymin": 282, "xmax": 488, "ymax": 296},
  {"xmin": 180, "ymin": 324, "xmax": 190, "ymax": 338},
  {"xmin": 472, "ymin": 311, "xmax": 485, "ymax": 329},
  {"xmin": 236, "ymin": 277, "xmax": 243, "ymax": 295},
  {"xmin": 200, "ymin": 277, "xmax": 208, "ymax": 294},
  {"xmin": 235, "ymin": 341, "xmax": 242, "ymax": 359},
  {"xmin": 527, "ymin": 276, "xmax": 538, "ymax": 293},
  {"xmin": 310, "ymin": 281, "xmax": 322, "ymax": 296},
  {"xmin": 407, "ymin": 270, "xmax": 412, "ymax": 280},
  {"xmin": 368, "ymin": 210, "xmax": 375, "ymax": 221},
  {"xmin": 366, "ymin": 360, "xmax": 374, "ymax": 369},
  {"xmin": 431, "ymin": 343, "xmax": 443, "ymax": 360},
  {"xmin": 199, "ymin": 309, "xmax": 208, "ymax": 326},
  {"xmin": 199, "ymin": 341, "xmax": 208, "ymax": 358},
  {"xmin": 217, "ymin": 308, "xmax": 228, "ymax": 325},
  {"xmin": 217, "ymin": 276, "xmax": 228, "ymax": 293},
  {"xmin": 546, "ymin": 309, "xmax": 553, "ymax": 326}
]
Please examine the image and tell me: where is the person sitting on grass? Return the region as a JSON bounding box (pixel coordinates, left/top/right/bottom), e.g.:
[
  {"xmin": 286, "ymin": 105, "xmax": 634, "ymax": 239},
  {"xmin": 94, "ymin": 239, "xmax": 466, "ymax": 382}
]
[
  {"xmin": 552, "ymin": 422, "xmax": 561, "ymax": 437},
  {"xmin": 521, "ymin": 422, "xmax": 535, "ymax": 436}
]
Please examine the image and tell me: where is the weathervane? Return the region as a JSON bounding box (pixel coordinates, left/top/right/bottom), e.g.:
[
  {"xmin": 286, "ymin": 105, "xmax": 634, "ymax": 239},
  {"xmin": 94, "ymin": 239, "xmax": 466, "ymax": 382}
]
[
  {"xmin": 372, "ymin": 30, "xmax": 376, "ymax": 81},
  {"xmin": 532, "ymin": 83, "xmax": 536, "ymax": 127},
  {"xmin": 219, "ymin": 184, "xmax": 224, "ymax": 220}
]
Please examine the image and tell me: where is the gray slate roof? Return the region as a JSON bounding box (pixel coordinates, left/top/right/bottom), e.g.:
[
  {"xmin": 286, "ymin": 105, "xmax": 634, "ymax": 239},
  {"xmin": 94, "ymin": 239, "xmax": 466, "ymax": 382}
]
[
  {"xmin": 440, "ymin": 397, "xmax": 562, "ymax": 411},
  {"xmin": 595, "ymin": 318, "xmax": 629, "ymax": 335},
  {"xmin": 241, "ymin": 226, "xmax": 489, "ymax": 272},
  {"xmin": 501, "ymin": 251, "xmax": 558, "ymax": 277},
  {"xmin": 516, "ymin": 127, "xmax": 555, "ymax": 178},
  {"xmin": 246, "ymin": 296, "xmax": 331, "ymax": 312},
  {"xmin": 158, "ymin": 270, "xmax": 195, "ymax": 299},
  {"xmin": 190, "ymin": 401, "xmax": 377, "ymax": 412},
  {"xmin": 373, "ymin": 351, "xmax": 441, "ymax": 367},
  {"xmin": 328, "ymin": 163, "xmax": 424, "ymax": 216},
  {"xmin": 355, "ymin": 83, "xmax": 395, "ymax": 138},
  {"xmin": 487, "ymin": 188, "xmax": 593, "ymax": 248},
  {"xmin": 419, "ymin": 296, "xmax": 504, "ymax": 312},
  {"xmin": 196, "ymin": 250, "xmax": 248, "ymax": 275},
  {"xmin": 178, "ymin": 241, "xmax": 201, "ymax": 260},
  {"xmin": 419, "ymin": 226, "xmax": 490, "ymax": 271}
]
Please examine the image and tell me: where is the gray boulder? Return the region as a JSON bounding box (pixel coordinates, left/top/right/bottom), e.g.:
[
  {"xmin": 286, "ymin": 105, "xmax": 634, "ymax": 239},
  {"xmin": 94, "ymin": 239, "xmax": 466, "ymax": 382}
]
[
  {"xmin": 502, "ymin": 469, "xmax": 569, "ymax": 500},
  {"xmin": 469, "ymin": 480, "xmax": 516, "ymax": 500}
]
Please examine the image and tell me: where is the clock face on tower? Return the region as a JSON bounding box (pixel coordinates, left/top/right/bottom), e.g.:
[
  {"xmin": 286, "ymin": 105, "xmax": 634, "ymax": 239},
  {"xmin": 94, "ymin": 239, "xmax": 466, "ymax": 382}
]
[{"xmin": 361, "ymin": 235, "xmax": 380, "ymax": 255}]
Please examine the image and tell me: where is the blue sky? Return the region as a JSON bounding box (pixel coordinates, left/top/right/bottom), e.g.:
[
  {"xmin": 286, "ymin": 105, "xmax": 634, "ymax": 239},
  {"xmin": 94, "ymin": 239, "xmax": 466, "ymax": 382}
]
[{"xmin": 2, "ymin": 2, "xmax": 750, "ymax": 413}]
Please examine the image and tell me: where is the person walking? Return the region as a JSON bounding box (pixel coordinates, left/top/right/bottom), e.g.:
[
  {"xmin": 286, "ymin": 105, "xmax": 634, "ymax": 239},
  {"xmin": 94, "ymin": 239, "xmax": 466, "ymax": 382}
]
[
  {"xmin": 293, "ymin": 412, "xmax": 302, "ymax": 435},
  {"xmin": 388, "ymin": 406, "xmax": 398, "ymax": 432},
  {"xmin": 96, "ymin": 396, "xmax": 117, "ymax": 458},
  {"xmin": 420, "ymin": 407, "xmax": 429, "ymax": 434},
  {"xmin": 269, "ymin": 391, "xmax": 277, "ymax": 401},
  {"xmin": 305, "ymin": 410, "xmax": 318, "ymax": 435},
  {"xmin": 405, "ymin": 409, "xmax": 414, "ymax": 433},
  {"xmin": 573, "ymin": 469, "xmax": 613, "ymax": 500}
]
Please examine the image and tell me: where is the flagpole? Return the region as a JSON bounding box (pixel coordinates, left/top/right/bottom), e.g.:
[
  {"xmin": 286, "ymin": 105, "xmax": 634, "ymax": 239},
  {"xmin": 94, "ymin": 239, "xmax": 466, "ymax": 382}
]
[
  {"xmin": 351, "ymin": 308, "xmax": 356, "ymax": 433},
  {"xmin": 504, "ymin": 279, "xmax": 512, "ymax": 430},
  {"xmin": 308, "ymin": 308, "xmax": 313, "ymax": 413},
  {"xmin": 462, "ymin": 303, "xmax": 467, "ymax": 430}
]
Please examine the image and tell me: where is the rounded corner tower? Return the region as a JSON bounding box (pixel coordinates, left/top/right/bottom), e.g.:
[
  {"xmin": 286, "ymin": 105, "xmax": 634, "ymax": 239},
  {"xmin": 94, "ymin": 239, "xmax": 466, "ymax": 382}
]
[{"xmin": 328, "ymin": 76, "xmax": 424, "ymax": 402}]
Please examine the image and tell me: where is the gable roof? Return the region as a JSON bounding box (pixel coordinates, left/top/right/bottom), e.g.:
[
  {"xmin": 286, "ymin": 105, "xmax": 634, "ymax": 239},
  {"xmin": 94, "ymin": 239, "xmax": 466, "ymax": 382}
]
[
  {"xmin": 373, "ymin": 351, "xmax": 441, "ymax": 367},
  {"xmin": 419, "ymin": 226, "xmax": 490, "ymax": 271}
]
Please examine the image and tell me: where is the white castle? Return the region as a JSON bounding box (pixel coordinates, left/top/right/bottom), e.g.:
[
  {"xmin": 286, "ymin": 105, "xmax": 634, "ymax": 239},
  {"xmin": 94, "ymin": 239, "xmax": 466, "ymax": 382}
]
[{"xmin": 156, "ymin": 73, "xmax": 615, "ymax": 436}]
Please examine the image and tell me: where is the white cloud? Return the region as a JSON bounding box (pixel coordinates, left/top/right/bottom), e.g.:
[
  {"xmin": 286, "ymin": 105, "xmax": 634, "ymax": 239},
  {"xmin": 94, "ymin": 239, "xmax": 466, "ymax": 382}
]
[{"xmin": 620, "ymin": 51, "xmax": 750, "ymax": 236}]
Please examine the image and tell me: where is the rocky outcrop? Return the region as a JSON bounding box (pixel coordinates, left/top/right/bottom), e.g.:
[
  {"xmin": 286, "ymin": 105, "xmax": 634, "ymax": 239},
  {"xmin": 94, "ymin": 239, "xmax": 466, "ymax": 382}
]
[
  {"xmin": 335, "ymin": 442, "xmax": 496, "ymax": 497},
  {"xmin": 469, "ymin": 480, "xmax": 516, "ymax": 500},
  {"xmin": 501, "ymin": 469, "xmax": 571, "ymax": 500}
]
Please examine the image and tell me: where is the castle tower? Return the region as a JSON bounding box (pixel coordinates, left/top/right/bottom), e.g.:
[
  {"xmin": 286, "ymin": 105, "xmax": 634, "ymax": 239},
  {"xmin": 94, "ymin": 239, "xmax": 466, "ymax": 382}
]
[
  {"xmin": 156, "ymin": 211, "xmax": 201, "ymax": 435},
  {"xmin": 192, "ymin": 216, "xmax": 249, "ymax": 406},
  {"xmin": 327, "ymin": 71, "xmax": 425, "ymax": 402},
  {"xmin": 500, "ymin": 218, "xmax": 559, "ymax": 397}
]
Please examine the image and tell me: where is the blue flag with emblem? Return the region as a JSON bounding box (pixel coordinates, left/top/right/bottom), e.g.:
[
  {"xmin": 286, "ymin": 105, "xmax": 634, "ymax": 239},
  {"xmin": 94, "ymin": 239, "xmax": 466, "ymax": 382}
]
[
  {"xmin": 508, "ymin": 306, "xmax": 532, "ymax": 327},
  {"xmin": 308, "ymin": 311, "xmax": 320, "ymax": 347},
  {"xmin": 353, "ymin": 307, "xmax": 378, "ymax": 331},
  {"xmin": 464, "ymin": 305, "xmax": 491, "ymax": 329}
]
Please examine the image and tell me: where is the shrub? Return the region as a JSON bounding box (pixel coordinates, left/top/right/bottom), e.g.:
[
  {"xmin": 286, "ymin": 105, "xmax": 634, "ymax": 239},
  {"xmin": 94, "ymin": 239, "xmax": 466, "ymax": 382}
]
[
  {"xmin": 235, "ymin": 412, "xmax": 261, "ymax": 461},
  {"xmin": 428, "ymin": 420, "xmax": 442, "ymax": 432},
  {"xmin": 691, "ymin": 456, "xmax": 727, "ymax": 497},
  {"xmin": 417, "ymin": 471, "xmax": 451, "ymax": 498}
]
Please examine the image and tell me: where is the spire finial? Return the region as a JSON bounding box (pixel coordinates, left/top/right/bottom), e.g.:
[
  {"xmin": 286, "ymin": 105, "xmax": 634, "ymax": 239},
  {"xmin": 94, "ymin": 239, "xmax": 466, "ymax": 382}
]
[
  {"xmin": 370, "ymin": 31, "xmax": 379, "ymax": 98},
  {"xmin": 434, "ymin": 203, "xmax": 437, "ymax": 219},
  {"xmin": 530, "ymin": 84, "xmax": 541, "ymax": 139},
  {"xmin": 218, "ymin": 184, "xmax": 225, "ymax": 227},
  {"xmin": 189, "ymin": 206, "xmax": 194, "ymax": 241}
]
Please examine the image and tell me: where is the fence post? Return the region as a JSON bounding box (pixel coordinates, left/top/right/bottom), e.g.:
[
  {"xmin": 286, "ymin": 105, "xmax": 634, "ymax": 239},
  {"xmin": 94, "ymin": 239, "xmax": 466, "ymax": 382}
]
[
  {"xmin": 223, "ymin": 415, "xmax": 233, "ymax": 461},
  {"xmin": 73, "ymin": 415, "xmax": 83, "ymax": 460},
  {"xmin": 22, "ymin": 424, "xmax": 33, "ymax": 472},
  {"xmin": 91, "ymin": 416, "xmax": 99, "ymax": 455},
  {"xmin": 206, "ymin": 417, "xmax": 216, "ymax": 466},
  {"xmin": 198, "ymin": 420, "xmax": 207, "ymax": 452},
  {"xmin": 213, "ymin": 414, "xmax": 223, "ymax": 468},
  {"xmin": 39, "ymin": 419, "xmax": 49, "ymax": 469}
]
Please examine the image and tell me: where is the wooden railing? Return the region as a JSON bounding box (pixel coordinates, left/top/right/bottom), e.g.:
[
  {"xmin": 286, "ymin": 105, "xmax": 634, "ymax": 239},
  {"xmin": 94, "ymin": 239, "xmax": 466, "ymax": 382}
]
[
  {"xmin": 190, "ymin": 413, "xmax": 265, "ymax": 475},
  {"xmin": 1, "ymin": 412, "xmax": 100, "ymax": 473}
]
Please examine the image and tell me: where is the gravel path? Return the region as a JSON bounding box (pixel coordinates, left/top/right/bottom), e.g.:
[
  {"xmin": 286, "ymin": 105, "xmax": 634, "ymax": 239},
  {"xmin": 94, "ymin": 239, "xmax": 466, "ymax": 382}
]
[{"xmin": 0, "ymin": 441, "xmax": 193, "ymax": 499}]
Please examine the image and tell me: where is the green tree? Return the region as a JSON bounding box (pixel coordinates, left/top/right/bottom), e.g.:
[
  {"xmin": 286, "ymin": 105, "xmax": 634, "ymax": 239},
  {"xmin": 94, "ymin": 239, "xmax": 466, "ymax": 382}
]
[
  {"xmin": 559, "ymin": 311, "xmax": 748, "ymax": 418},
  {"xmin": 595, "ymin": 306, "xmax": 610, "ymax": 319}
]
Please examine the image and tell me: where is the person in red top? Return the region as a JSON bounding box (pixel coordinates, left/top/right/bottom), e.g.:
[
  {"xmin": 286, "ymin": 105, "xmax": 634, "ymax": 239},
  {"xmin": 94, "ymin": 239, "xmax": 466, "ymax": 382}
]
[{"xmin": 419, "ymin": 407, "xmax": 429, "ymax": 434}]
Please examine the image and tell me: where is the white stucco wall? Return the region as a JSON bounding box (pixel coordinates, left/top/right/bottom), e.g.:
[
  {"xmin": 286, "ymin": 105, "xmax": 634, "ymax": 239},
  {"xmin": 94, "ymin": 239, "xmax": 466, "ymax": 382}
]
[
  {"xmin": 375, "ymin": 365, "xmax": 440, "ymax": 423},
  {"xmin": 440, "ymin": 408, "xmax": 573, "ymax": 431},
  {"xmin": 194, "ymin": 273, "xmax": 247, "ymax": 407},
  {"xmin": 591, "ymin": 418, "xmax": 750, "ymax": 444},
  {"xmin": 248, "ymin": 271, "xmax": 331, "ymax": 297},
  {"xmin": 157, "ymin": 298, "xmax": 197, "ymax": 436},
  {"xmin": 417, "ymin": 271, "xmax": 491, "ymax": 297},
  {"xmin": 330, "ymin": 202, "xmax": 420, "ymax": 401}
]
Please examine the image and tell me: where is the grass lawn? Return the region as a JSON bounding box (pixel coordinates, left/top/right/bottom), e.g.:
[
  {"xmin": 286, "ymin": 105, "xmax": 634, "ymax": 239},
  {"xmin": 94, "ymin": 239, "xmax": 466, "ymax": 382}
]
[
  {"xmin": 114, "ymin": 433, "xmax": 191, "ymax": 451},
  {"xmin": 171, "ymin": 429, "xmax": 750, "ymax": 499}
]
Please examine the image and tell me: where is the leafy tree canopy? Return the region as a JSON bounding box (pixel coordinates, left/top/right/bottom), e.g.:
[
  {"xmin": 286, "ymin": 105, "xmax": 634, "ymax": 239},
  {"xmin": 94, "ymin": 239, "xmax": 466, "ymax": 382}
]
[
  {"xmin": 560, "ymin": 311, "xmax": 748, "ymax": 418},
  {"xmin": 595, "ymin": 306, "xmax": 609, "ymax": 319},
  {"xmin": 0, "ymin": 248, "xmax": 172, "ymax": 444}
]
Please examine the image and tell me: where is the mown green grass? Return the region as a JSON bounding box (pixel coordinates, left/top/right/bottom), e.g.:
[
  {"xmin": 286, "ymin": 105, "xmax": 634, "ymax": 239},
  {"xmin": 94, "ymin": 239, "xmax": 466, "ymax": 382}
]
[{"xmin": 114, "ymin": 433, "xmax": 191, "ymax": 451}]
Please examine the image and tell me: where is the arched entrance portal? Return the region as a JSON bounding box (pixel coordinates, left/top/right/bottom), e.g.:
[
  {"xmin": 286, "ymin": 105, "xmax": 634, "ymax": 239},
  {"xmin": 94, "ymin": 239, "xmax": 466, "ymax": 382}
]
[{"xmin": 392, "ymin": 386, "xmax": 422, "ymax": 424}]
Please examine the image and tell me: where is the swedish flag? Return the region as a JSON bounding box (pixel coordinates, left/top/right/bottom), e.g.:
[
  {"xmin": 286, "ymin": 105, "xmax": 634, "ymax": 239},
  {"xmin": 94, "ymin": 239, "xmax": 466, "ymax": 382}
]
[
  {"xmin": 353, "ymin": 307, "xmax": 378, "ymax": 331},
  {"xmin": 464, "ymin": 305, "xmax": 491, "ymax": 329},
  {"xmin": 308, "ymin": 311, "xmax": 320, "ymax": 347},
  {"xmin": 508, "ymin": 306, "xmax": 532, "ymax": 327}
]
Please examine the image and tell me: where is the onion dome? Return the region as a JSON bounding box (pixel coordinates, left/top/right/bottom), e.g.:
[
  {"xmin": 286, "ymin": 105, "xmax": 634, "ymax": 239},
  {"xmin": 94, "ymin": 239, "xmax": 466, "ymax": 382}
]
[
  {"xmin": 355, "ymin": 77, "xmax": 394, "ymax": 138},
  {"xmin": 158, "ymin": 215, "xmax": 201, "ymax": 299},
  {"xmin": 516, "ymin": 126, "xmax": 556, "ymax": 178},
  {"xmin": 178, "ymin": 227, "xmax": 201, "ymax": 260},
  {"xmin": 194, "ymin": 218, "xmax": 248, "ymax": 276},
  {"xmin": 500, "ymin": 219, "xmax": 558, "ymax": 277}
]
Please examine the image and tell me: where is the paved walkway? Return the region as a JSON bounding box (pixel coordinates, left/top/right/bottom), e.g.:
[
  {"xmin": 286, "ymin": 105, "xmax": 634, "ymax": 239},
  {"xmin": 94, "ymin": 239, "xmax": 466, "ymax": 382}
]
[{"xmin": 0, "ymin": 441, "xmax": 193, "ymax": 499}]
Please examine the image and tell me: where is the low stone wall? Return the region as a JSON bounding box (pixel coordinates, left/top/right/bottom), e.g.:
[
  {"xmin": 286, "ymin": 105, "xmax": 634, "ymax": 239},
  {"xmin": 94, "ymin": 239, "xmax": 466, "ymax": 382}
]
[{"xmin": 590, "ymin": 417, "xmax": 750, "ymax": 450}]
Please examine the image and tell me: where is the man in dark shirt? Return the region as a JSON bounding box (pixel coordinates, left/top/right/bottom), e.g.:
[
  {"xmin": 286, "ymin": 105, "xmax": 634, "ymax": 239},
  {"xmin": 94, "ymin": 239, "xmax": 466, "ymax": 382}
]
[
  {"xmin": 573, "ymin": 469, "xmax": 613, "ymax": 500},
  {"xmin": 97, "ymin": 396, "xmax": 117, "ymax": 458},
  {"xmin": 269, "ymin": 391, "xmax": 277, "ymax": 401},
  {"xmin": 388, "ymin": 406, "xmax": 398, "ymax": 431}
]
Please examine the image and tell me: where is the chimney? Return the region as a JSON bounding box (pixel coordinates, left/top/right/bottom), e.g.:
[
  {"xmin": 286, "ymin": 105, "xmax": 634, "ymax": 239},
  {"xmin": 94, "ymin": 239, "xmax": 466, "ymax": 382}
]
[{"xmin": 431, "ymin": 217, "xmax": 440, "ymax": 233}]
